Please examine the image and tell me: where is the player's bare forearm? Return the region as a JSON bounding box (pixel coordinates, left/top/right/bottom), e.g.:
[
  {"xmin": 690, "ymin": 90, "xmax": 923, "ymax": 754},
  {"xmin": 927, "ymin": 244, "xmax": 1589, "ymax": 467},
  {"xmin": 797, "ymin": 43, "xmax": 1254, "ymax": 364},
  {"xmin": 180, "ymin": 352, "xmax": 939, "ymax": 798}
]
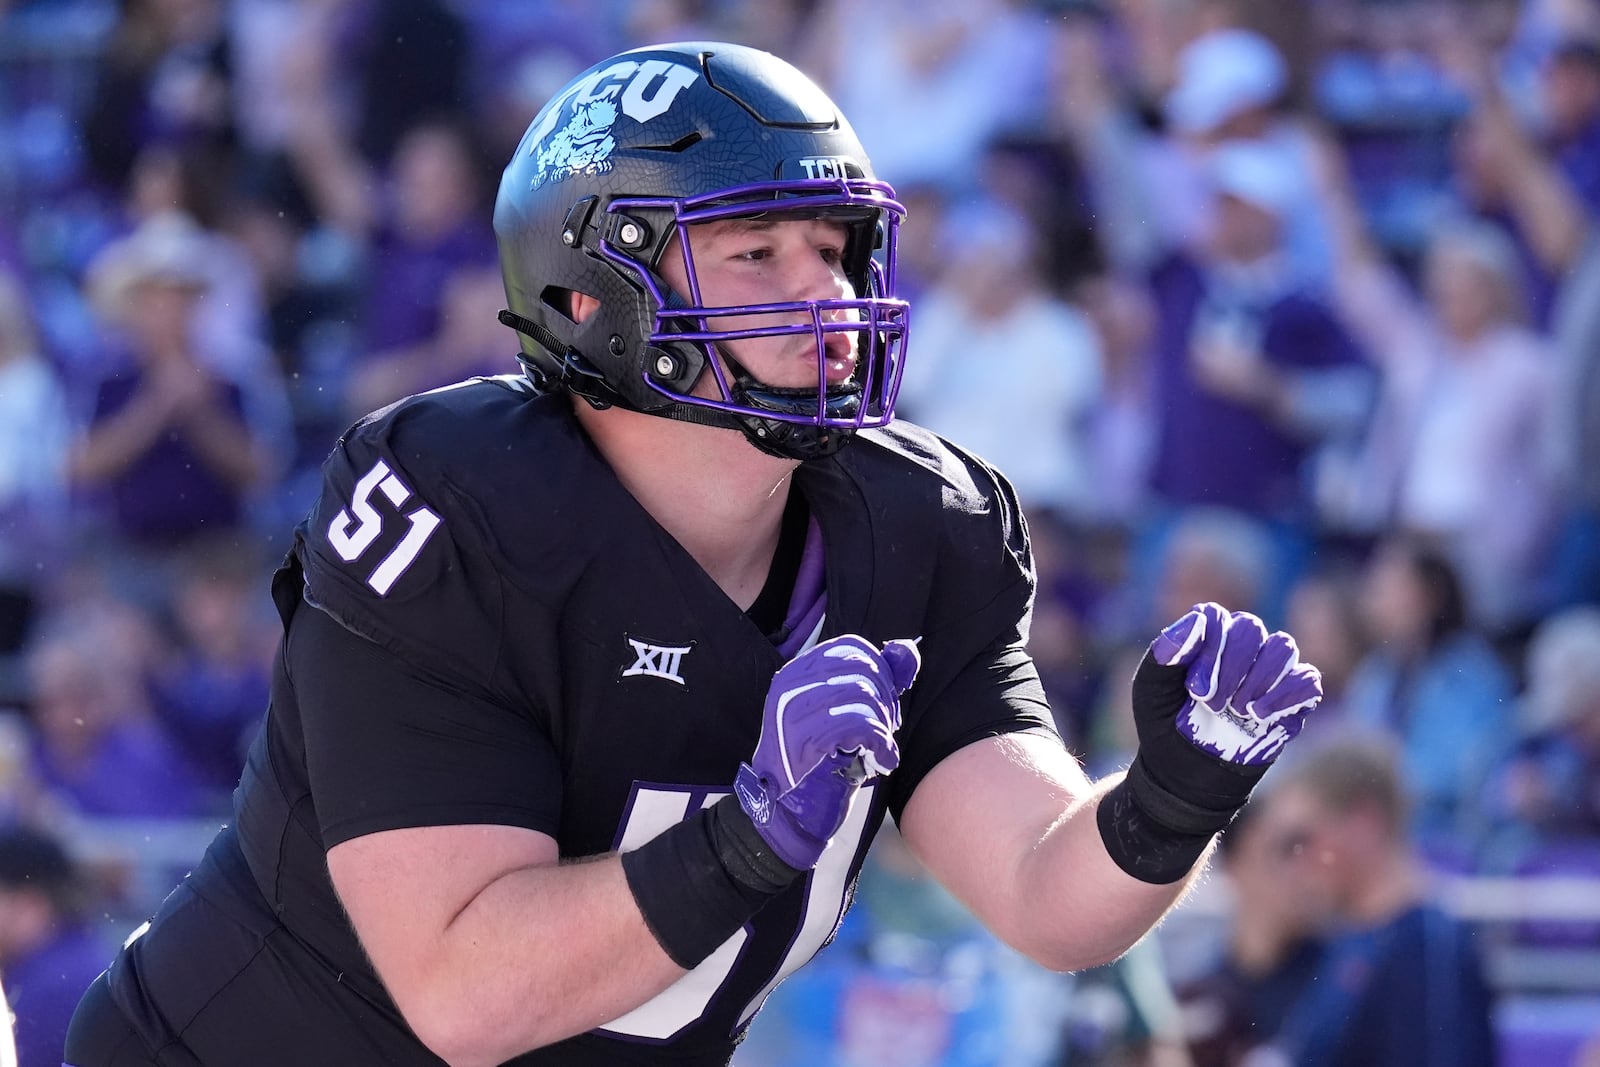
[
  {"xmin": 900, "ymin": 733, "xmax": 1205, "ymax": 972},
  {"xmin": 328, "ymin": 828, "xmax": 683, "ymax": 1067},
  {"xmin": 1012, "ymin": 771, "xmax": 1209, "ymax": 967}
]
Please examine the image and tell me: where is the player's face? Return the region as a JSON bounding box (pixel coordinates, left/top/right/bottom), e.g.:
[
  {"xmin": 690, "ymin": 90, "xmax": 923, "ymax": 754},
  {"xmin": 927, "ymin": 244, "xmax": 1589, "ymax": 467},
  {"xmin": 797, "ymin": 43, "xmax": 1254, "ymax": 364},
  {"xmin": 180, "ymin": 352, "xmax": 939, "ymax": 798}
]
[{"xmin": 658, "ymin": 216, "xmax": 860, "ymax": 394}]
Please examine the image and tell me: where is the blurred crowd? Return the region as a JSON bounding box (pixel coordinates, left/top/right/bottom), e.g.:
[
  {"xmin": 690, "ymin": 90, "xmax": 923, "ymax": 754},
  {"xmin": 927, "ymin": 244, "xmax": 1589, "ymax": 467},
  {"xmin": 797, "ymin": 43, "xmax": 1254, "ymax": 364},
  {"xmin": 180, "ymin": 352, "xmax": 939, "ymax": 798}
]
[{"xmin": 2, "ymin": 0, "xmax": 1600, "ymax": 1063}]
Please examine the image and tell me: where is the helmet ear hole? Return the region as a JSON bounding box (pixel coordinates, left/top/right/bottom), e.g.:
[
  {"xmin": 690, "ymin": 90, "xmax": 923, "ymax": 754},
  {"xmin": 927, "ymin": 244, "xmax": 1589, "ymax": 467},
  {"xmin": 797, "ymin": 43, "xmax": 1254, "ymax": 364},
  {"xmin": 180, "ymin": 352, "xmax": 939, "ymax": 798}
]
[{"xmin": 540, "ymin": 286, "xmax": 601, "ymax": 324}]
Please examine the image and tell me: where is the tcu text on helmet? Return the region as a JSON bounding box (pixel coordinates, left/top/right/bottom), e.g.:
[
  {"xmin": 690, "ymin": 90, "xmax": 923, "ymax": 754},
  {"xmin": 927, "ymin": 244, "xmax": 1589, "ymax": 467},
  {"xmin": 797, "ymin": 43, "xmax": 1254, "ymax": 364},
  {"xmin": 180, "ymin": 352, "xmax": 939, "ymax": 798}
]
[
  {"xmin": 797, "ymin": 156, "xmax": 859, "ymax": 180},
  {"xmin": 526, "ymin": 59, "xmax": 701, "ymax": 152}
]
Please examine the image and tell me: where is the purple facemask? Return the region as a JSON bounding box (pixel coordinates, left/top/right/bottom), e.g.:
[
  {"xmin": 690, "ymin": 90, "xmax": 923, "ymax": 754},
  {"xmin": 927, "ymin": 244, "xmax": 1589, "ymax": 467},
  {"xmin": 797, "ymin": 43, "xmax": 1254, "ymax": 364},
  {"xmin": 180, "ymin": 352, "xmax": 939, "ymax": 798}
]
[{"xmin": 596, "ymin": 178, "xmax": 910, "ymax": 444}]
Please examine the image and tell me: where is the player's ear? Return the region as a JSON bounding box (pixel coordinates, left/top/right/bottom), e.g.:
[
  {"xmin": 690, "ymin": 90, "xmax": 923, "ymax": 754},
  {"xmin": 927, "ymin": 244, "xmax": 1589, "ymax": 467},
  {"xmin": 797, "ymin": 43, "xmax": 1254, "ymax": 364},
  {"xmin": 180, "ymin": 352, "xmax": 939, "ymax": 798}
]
[
  {"xmin": 571, "ymin": 291, "xmax": 601, "ymax": 323},
  {"xmin": 537, "ymin": 286, "xmax": 601, "ymax": 324}
]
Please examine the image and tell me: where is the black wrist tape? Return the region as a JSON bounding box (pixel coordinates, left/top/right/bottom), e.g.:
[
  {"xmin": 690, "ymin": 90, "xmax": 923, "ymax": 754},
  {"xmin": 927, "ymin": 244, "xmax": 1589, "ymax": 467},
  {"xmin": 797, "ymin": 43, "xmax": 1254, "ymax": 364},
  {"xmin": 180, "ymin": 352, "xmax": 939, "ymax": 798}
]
[
  {"xmin": 621, "ymin": 795, "xmax": 803, "ymax": 969},
  {"xmin": 1096, "ymin": 754, "xmax": 1242, "ymax": 885}
]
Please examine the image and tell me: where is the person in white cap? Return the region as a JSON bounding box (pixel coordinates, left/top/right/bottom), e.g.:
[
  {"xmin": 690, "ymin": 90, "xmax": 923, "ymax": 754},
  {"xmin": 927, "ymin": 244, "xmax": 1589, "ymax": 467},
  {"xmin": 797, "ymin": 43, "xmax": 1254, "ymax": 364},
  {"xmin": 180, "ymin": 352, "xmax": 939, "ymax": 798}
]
[
  {"xmin": 71, "ymin": 215, "xmax": 275, "ymax": 561},
  {"xmin": 1154, "ymin": 27, "xmax": 1335, "ymax": 286},
  {"xmin": 1143, "ymin": 138, "xmax": 1374, "ymax": 619},
  {"xmin": 1165, "ymin": 28, "xmax": 1288, "ymax": 145}
]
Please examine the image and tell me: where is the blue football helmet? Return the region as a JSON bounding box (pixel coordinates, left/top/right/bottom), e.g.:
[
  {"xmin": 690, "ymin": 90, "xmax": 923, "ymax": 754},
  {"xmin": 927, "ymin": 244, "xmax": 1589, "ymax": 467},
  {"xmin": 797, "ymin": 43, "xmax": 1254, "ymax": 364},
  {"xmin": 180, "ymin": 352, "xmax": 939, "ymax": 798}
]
[{"xmin": 493, "ymin": 41, "xmax": 909, "ymax": 459}]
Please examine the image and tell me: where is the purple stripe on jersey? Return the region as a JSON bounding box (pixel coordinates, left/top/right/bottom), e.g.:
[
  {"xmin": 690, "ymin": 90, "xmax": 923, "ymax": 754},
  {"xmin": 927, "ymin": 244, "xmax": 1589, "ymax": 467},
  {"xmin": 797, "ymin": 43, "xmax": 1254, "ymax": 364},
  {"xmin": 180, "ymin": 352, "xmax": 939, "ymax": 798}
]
[{"xmin": 776, "ymin": 517, "xmax": 827, "ymax": 659}]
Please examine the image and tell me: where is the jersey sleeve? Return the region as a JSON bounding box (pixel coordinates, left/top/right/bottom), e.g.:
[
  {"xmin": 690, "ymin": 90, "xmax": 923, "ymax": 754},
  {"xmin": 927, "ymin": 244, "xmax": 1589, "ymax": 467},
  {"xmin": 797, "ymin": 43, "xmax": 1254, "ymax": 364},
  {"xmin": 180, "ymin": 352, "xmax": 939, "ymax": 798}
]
[
  {"xmin": 285, "ymin": 400, "xmax": 565, "ymax": 844},
  {"xmin": 886, "ymin": 636, "xmax": 1057, "ymax": 823},
  {"xmin": 875, "ymin": 434, "xmax": 1062, "ymax": 821},
  {"xmin": 288, "ymin": 598, "xmax": 564, "ymax": 846},
  {"xmin": 293, "ymin": 405, "xmax": 507, "ymax": 696}
]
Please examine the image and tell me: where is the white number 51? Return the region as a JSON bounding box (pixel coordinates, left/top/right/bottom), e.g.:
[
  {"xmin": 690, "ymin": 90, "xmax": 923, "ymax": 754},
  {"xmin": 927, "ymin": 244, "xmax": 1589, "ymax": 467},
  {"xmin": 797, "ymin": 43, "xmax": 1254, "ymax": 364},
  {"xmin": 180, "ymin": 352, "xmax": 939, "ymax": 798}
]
[{"xmin": 327, "ymin": 460, "xmax": 442, "ymax": 596}]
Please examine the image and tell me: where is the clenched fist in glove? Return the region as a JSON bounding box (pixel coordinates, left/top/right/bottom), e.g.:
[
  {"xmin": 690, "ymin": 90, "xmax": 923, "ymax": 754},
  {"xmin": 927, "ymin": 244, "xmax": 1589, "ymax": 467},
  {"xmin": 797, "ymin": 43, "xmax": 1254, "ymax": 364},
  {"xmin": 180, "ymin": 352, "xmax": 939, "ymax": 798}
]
[
  {"xmin": 621, "ymin": 634, "xmax": 919, "ymax": 970},
  {"xmin": 736, "ymin": 635, "xmax": 920, "ymax": 870},
  {"xmin": 1099, "ymin": 602, "xmax": 1323, "ymax": 884}
]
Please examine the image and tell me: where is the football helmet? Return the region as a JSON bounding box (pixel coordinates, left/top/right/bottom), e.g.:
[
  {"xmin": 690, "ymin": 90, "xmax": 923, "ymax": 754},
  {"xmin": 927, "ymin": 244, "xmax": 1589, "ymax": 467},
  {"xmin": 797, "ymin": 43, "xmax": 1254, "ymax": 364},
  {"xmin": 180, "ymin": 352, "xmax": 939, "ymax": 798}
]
[{"xmin": 494, "ymin": 41, "xmax": 909, "ymax": 460}]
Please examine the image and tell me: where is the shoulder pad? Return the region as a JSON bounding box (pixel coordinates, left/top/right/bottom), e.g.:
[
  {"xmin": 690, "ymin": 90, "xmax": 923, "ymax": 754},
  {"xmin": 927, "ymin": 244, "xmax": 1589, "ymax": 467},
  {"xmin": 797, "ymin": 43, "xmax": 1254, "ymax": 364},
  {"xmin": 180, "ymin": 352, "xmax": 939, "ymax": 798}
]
[
  {"xmin": 852, "ymin": 421, "xmax": 1031, "ymax": 569},
  {"xmin": 294, "ymin": 382, "xmax": 531, "ymax": 681},
  {"xmin": 828, "ymin": 421, "xmax": 1036, "ymax": 643}
]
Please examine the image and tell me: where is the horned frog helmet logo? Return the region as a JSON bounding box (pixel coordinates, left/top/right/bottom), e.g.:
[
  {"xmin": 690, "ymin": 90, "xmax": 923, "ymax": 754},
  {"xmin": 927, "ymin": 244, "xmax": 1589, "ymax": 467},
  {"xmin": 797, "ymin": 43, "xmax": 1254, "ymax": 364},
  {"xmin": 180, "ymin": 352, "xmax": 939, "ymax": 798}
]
[
  {"xmin": 533, "ymin": 98, "xmax": 620, "ymax": 188},
  {"xmin": 527, "ymin": 58, "xmax": 702, "ymax": 190}
]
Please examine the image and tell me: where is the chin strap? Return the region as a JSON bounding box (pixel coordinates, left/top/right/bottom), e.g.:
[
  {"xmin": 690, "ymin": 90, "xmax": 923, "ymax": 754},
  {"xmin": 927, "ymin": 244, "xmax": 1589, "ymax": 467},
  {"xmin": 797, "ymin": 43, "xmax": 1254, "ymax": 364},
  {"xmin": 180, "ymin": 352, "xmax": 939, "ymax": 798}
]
[{"xmin": 501, "ymin": 308, "xmax": 621, "ymax": 409}]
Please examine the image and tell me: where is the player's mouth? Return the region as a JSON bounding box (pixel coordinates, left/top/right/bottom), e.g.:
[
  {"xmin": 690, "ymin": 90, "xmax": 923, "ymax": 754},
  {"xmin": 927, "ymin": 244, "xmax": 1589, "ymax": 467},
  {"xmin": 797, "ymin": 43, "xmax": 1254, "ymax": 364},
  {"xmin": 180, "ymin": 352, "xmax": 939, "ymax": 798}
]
[{"xmin": 822, "ymin": 332, "xmax": 858, "ymax": 385}]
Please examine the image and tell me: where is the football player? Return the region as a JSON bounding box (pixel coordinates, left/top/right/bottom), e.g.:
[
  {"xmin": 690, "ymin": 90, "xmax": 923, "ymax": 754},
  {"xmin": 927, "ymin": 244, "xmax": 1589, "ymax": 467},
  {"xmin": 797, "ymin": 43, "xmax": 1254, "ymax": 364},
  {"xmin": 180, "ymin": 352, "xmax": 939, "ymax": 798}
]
[{"xmin": 65, "ymin": 42, "xmax": 1322, "ymax": 1066}]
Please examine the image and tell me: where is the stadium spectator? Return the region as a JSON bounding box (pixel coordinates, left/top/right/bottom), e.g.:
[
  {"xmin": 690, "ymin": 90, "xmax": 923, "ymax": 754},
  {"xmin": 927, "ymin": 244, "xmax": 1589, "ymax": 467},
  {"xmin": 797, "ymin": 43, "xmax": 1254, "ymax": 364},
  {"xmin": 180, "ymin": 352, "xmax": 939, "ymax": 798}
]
[
  {"xmin": 1143, "ymin": 139, "xmax": 1373, "ymax": 621},
  {"xmin": 77, "ymin": 0, "xmax": 235, "ymax": 197},
  {"xmin": 797, "ymin": 0, "xmax": 1050, "ymax": 190},
  {"xmin": 1039, "ymin": 5, "xmax": 1166, "ymax": 276},
  {"xmin": 1538, "ymin": 34, "xmax": 1600, "ymax": 214},
  {"xmin": 147, "ymin": 538, "xmax": 276, "ymax": 805},
  {"xmin": 1088, "ymin": 505, "xmax": 1277, "ymax": 766},
  {"xmin": 342, "ymin": 265, "xmax": 509, "ymax": 418},
  {"xmin": 120, "ymin": 142, "xmax": 267, "ymax": 379},
  {"xmin": 1149, "ymin": 26, "xmax": 1337, "ymax": 284},
  {"xmin": 1344, "ymin": 535, "xmax": 1515, "ymax": 864},
  {"xmin": 977, "ymin": 134, "xmax": 1109, "ymax": 296},
  {"xmin": 222, "ymin": 189, "xmax": 362, "ymax": 509},
  {"xmin": 1545, "ymin": 230, "xmax": 1600, "ymax": 609},
  {"xmin": 1282, "ymin": 562, "xmax": 1370, "ymax": 728},
  {"xmin": 24, "ymin": 607, "xmax": 206, "ymax": 820},
  {"xmin": 1174, "ymin": 797, "xmax": 1330, "ymax": 1067},
  {"xmin": 1071, "ymin": 271, "xmax": 1158, "ymax": 530},
  {"xmin": 275, "ymin": 2, "xmax": 473, "ymax": 238},
  {"xmin": 1263, "ymin": 737, "xmax": 1497, "ymax": 1067},
  {"xmin": 72, "ymin": 214, "xmax": 277, "ymax": 567},
  {"xmin": 1484, "ymin": 606, "xmax": 1600, "ymax": 867},
  {"xmin": 876, "ymin": 180, "xmax": 953, "ymax": 306},
  {"xmin": 1315, "ymin": 127, "xmax": 1564, "ymax": 629},
  {"xmin": 1157, "ymin": 508, "xmax": 1275, "ymax": 629},
  {"xmin": 259, "ymin": 0, "xmax": 473, "ymax": 182},
  {"xmin": 1020, "ymin": 509, "xmax": 1108, "ymax": 753},
  {"xmin": 0, "ymin": 825, "xmax": 111, "ymax": 1067},
  {"xmin": 1432, "ymin": 17, "xmax": 1592, "ymax": 328},
  {"xmin": 894, "ymin": 200, "xmax": 1106, "ymax": 519},
  {"xmin": 1315, "ymin": 66, "xmax": 1463, "ymax": 266},
  {"xmin": 0, "ymin": 272, "xmax": 71, "ymax": 653},
  {"xmin": 351, "ymin": 119, "xmax": 498, "ymax": 357}
]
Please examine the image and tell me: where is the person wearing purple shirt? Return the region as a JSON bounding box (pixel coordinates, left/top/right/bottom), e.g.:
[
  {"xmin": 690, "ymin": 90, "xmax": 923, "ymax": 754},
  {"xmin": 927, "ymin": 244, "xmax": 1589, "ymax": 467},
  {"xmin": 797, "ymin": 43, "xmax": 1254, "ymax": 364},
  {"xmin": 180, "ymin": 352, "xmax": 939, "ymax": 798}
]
[
  {"xmin": 0, "ymin": 826, "xmax": 113, "ymax": 1067},
  {"xmin": 1146, "ymin": 141, "xmax": 1372, "ymax": 523},
  {"xmin": 1541, "ymin": 37, "xmax": 1600, "ymax": 214},
  {"xmin": 1138, "ymin": 142, "xmax": 1373, "ymax": 628},
  {"xmin": 148, "ymin": 542, "xmax": 275, "ymax": 801},
  {"xmin": 26, "ymin": 622, "xmax": 207, "ymax": 821},
  {"xmin": 356, "ymin": 120, "xmax": 499, "ymax": 355},
  {"xmin": 74, "ymin": 216, "xmax": 273, "ymax": 555},
  {"xmin": 78, "ymin": 366, "xmax": 252, "ymax": 548}
]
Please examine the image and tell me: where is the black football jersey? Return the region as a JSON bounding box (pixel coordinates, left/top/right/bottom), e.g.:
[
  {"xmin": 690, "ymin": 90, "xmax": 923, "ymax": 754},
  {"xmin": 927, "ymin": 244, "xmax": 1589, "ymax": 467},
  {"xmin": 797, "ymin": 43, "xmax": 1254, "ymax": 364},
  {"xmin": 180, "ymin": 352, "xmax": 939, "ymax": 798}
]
[{"xmin": 103, "ymin": 377, "xmax": 1056, "ymax": 1066}]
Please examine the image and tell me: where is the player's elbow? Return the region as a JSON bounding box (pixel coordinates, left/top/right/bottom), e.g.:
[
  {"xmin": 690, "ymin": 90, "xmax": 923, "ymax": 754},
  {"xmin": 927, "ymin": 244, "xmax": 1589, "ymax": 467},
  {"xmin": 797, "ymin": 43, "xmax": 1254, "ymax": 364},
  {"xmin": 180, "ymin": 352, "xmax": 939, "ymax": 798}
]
[
  {"xmin": 1024, "ymin": 937, "xmax": 1135, "ymax": 974},
  {"xmin": 397, "ymin": 986, "xmax": 555, "ymax": 1067},
  {"xmin": 399, "ymin": 1000, "xmax": 492, "ymax": 1067},
  {"xmin": 994, "ymin": 917, "xmax": 1143, "ymax": 975}
]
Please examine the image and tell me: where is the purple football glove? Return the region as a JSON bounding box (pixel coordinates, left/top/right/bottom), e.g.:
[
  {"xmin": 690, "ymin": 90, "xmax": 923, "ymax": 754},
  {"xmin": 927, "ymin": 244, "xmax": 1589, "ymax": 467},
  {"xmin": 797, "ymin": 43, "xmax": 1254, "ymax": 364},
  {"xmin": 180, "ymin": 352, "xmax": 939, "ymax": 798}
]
[
  {"xmin": 1150, "ymin": 602, "xmax": 1323, "ymax": 766},
  {"xmin": 735, "ymin": 635, "xmax": 920, "ymax": 870}
]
